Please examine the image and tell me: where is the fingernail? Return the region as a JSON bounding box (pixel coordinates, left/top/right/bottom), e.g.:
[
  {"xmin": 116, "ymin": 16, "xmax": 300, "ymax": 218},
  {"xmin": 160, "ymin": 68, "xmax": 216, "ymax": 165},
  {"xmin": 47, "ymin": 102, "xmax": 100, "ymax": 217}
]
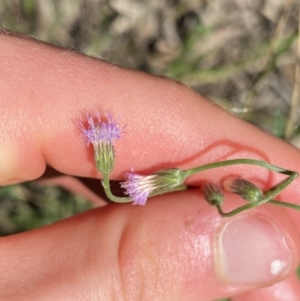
[{"xmin": 216, "ymin": 214, "xmax": 292, "ymax": 285}]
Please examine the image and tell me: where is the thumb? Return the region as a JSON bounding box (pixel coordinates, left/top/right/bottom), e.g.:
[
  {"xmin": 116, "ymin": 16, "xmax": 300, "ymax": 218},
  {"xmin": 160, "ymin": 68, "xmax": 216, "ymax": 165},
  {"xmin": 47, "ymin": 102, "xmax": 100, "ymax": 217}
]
[{"xmin": 1, "ymin": 191, "xmax": 299, "ymax": 301}]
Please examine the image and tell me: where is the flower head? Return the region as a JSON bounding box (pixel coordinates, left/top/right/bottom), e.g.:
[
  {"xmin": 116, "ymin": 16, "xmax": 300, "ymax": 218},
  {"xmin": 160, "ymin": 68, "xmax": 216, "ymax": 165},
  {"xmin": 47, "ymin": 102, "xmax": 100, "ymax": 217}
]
[
  {"xmin": 223, "ymin": 177, "xmax": 263, "ymax": 203},
  {"xmin": 121, "ymin": 168, "xmax": 185, "ymax": 205},
  {"xmin": 79, "ymin": 113, "xmax": 123, "ymax": 175},
  {"xmin": 201, "ymin": 182, "xmax": 224, "ymax": 206},
  {"xmin": 79, "ymin": 113, "xmax": 122, "ymax": 146}
]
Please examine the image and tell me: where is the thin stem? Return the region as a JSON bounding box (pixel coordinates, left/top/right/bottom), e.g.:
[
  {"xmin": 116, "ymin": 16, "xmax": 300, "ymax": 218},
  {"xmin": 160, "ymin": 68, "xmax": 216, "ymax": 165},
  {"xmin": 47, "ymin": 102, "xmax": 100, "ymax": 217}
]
[
  {"xmin": 269, "ymin": 199, "xmax": 300, "ymax": 210},
  {"xmin": 217, "ymin": 203, "xmax": 253, "ymax": 218},
  {"xmin": 101, "ymin": 158, "xmax": 298, "ymax": 213},
  {"xmin": 216, "ymin": 171, "xmax": 297, "ymax": 217},
  {"xmin": 101, "ymin": 173, "xmax": 132, "ymax": 203},
  {"xmin": 184, "ymin": 159, "xmax": 297, "ymax": 178}
]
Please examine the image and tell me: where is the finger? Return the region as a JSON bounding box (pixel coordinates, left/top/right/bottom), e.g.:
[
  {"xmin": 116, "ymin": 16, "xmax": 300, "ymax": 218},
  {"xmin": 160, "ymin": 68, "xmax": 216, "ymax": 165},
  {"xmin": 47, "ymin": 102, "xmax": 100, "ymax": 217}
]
[
  {"xmin": 2, "ymin": 32, "xmax": 300, "ymax": 235},
  {"xmin": 231, "ymin": 274, "xmax": 300, "ymax": 301},
  {"xmin": 0, "ymin": 191, "xmax": 299, "ymax": 301},
  {"xmin": 0, "ymin": 33, "xmax": 300, "ymax": 186}
]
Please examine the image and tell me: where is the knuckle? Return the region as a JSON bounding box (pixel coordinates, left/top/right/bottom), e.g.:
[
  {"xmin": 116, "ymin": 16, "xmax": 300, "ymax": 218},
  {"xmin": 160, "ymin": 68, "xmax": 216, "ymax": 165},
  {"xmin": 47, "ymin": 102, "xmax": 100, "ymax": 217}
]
[{"xmin": 117, "ymin": 221, "xmax": 161, "ymax": 301}]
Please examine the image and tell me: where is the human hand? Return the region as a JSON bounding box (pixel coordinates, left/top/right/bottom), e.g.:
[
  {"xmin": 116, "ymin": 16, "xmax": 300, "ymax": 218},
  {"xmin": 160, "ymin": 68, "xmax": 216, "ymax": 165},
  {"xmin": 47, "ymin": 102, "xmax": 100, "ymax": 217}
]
[{"xmin": 1, "ymin": 33, "xmax": 300, "ymax": 301}]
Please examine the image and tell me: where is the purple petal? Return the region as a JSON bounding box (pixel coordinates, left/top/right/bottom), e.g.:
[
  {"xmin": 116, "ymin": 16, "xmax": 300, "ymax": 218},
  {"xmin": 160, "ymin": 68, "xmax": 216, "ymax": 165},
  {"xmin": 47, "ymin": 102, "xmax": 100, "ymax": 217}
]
[
  {"xmin": 79, "ymin": 113, "xmax": 123, "ymax": 145},
  {"xmin": 121, "ymin": 171, "xmax": 156, "ymax": 205}
]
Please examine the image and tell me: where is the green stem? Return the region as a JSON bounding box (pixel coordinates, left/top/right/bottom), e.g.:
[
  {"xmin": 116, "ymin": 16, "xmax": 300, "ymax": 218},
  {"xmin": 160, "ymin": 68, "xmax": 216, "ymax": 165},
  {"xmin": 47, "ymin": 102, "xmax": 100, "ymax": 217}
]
[
  {"xmin": 184, "ymin": 159, "xmax": 296, "ymax": 178},
  {"xmin": 269, "ymin": 199, "xmax": 300, "ymax": 210},
  {"xmin": 101, "ymin": 158, "xmax": 298, "ymax": 215},
  {"xmin": 216, "ymin": 171, "xmax": 298, "ymax": 217},
  {"xmin": 101, "ymin": 173, "xmax": 132, "ymax": 203},
  {"xmin": 217, "ymin": 198, "xmax": 300, "ymax": 217}
]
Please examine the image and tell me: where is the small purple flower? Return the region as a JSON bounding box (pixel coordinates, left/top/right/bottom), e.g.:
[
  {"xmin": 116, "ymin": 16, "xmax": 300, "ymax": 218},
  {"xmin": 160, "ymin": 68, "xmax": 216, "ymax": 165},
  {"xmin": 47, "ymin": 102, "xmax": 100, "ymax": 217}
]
[
  {"xmin": 121, "ymin": 168, "xmax": 185, "ymax": 205},
  {"xmin": 79, "ymin": 113, "xmax": 123, "ymax": 175},
  {"xmin": 121, "ymin": 170, "xmax": 157, "ymax": 205},
  {"xmin": 79, "ymin": 113, "xmax": 122, "ymax": 146}
]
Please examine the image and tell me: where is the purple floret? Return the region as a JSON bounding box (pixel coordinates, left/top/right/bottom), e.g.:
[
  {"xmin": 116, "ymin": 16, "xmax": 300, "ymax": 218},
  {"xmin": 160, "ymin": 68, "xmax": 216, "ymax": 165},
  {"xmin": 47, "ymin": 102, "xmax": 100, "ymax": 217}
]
[
  {"xmin": 121, "ymin": 170, "xmax": 157, "ymax": 205},
  {"xmin": 79, "ymin": 113, "xmax": 122, "ymax": 146},
  {"xmin": 99, "ymin": 114, "xmax": 122, "ymax": 142}
]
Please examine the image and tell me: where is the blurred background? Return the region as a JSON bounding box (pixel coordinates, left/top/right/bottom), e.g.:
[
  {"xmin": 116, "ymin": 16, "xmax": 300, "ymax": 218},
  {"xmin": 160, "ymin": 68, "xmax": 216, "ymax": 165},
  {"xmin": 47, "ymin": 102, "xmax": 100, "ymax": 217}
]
[{"xmin": 0, "ymin": 0, "xmax": 299, "ymax": 237}]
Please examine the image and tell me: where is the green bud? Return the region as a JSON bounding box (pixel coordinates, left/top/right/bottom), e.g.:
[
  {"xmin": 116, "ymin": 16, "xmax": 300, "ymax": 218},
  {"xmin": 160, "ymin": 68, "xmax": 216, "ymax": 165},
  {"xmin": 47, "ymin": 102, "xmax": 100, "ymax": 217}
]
[
  {"xmin": 148, "ymin": 168, "xmax": 186, "ymax": 196},
  {"xmin": 94, "ymin": 141, "xmax": 115, "ymax": 175},
  {"xmin": 201, "ymin": 183, "xmax": 224, "ymax": 206},
  {"xmin": 155, "ymin": 168, "xmax": 185, "ymax": 186},
  {"xmin": 223, "ymin": 177, "xmax": 263, "ymax": 203},
  {"xmin": 121, "ymin": 168, "xmax": 186, "ymax": 205}
]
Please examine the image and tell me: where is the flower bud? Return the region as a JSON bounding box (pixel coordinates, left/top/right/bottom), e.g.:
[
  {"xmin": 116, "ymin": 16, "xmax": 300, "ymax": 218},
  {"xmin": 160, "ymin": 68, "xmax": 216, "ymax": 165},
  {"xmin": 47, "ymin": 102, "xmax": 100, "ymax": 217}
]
[
  {"xmin": 153, "ymin": 168, "xmax": 186, "ymax": 192},
  {"xmin": 201, "ymin": 182, "xmax": 224, "ymax": 206},
  {"xmin": 121, "ymin": 168, "xmax": 185, "ymax": 205},
  {"xmin": 94, "ymin": 141, "xmax": 115, "ymax": 175},
  {"xmin": 79, "ymin": 113, "xmax": 123, "ymax": 175},
  {"xmin": 223, "ymin": 177, "xmax": 263, "ymax": 203}
]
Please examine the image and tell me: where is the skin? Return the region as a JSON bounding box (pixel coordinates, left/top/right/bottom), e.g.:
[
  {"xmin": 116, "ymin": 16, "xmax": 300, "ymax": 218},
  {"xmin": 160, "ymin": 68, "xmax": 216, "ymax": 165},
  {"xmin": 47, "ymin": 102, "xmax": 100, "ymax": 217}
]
[{"xmin": 0, "ymin": 32, "xmax": 300, "ymax": 300}]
